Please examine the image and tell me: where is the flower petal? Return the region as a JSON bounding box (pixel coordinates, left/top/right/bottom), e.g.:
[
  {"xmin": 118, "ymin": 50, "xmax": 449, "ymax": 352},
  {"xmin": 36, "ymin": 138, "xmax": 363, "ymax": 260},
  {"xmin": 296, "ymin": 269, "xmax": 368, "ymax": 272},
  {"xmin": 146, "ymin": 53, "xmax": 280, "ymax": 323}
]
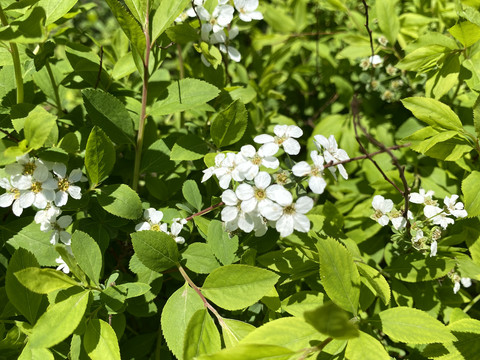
[{"xmin": 295, "ymin": 196, "xmax": 314, "ymax": 214}]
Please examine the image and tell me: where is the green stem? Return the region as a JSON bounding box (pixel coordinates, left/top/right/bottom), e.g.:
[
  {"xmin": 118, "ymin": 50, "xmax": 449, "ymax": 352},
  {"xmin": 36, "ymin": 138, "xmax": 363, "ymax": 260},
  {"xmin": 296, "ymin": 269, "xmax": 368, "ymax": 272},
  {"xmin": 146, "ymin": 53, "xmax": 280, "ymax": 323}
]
[
  {"xmin": 45, "ymin": 61, "xmax": 63, "ymax": 116},
  {"xmin": 464, "ymin": 293, "xmax": 480, "ymax": 313},
  {"xmin": 0, "ymin": 5, "xmax": 23, "ymax": 104},
  {"xmin": 132, "ymin": 0, "xmax": 151, "ymax": 191}
]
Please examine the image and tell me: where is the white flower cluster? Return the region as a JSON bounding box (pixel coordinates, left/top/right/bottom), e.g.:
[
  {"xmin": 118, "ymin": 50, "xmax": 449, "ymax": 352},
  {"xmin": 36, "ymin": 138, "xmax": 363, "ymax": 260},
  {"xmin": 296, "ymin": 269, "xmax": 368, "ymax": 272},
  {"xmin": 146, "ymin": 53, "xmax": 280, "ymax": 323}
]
[
  {"xmin": 371, "ymin": 189, "xmax": 468, "ymax": 258},
  {"xmin": 202, "ymin": 125, "xmax": 350, "ymax": 237},
  {"xmin": 0, "ymin": 155, "xmax": 86, "ymax": 273},
  {"xmin": 135, "ymin": 208, "xmax": 187, "ymax": 245},
  {"xmin": 176, "ymin": 0, "xmax": 263, "ymax": 66},
  {"xmin": 450, "ymin": 271, "xmax": 472, "ymax": 295}
]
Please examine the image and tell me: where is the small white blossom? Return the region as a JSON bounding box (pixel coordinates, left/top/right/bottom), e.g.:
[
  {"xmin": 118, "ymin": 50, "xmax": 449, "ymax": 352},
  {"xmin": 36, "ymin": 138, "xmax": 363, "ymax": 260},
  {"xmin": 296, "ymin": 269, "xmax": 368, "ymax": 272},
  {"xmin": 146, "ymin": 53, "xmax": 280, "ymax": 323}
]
[
  {"xmin": 55, "ymin": 256, "xmax": 70, "ymax": 274},
  {"xmin": 409, "ymin": 189, "xmax": 435, "ymax": 205},
  {"xmin": 275, "ymin": 196, "xmax": 314, "ymax": 237},
  {"xmin": 52, "ymin": 163, "xmax": 83, "ymax": 207},
  {"xmin": 254, "ymin": 125, "xmax": 303, "ymax": 156},
  {"xmin": 0, "ymin": 176, "xmax": 30, "ymax": 216},
  {"xmin": 197, "ymin": 4, "xmax": 234, "ymax": 34},
  {"xmin": 135, "ymin": 208, "xmax": 167, "ymax": 232},
  {"xmin": 390, "ymin": 210, "xmax": 413, "ymax": 230},
  {"xmin": 369, "ymin": 55, "xmax": 383, "ymax": 66},
  {"xmin": 313, "ymin": 135, "xmax": 349, "ymax": 180},
  {"xmin": 292, "ymin": 151, "xmax": 327, "ymax": 194},
  {"xmin": 48, "ymin": 215, "xmax": 73, "ymax": 245},
  {"xmin": 236, "ymin": 144, "xmax": 279, "ymax": 180},
  {"xmin": 5, "ymin": 154, "xmax": 49, "ymax": 182},
  {"xmin": 424, "ymin": 205, "xmax": 454, "ymax": 229},
  {"xmin": 170, "ymin": 218, "xmax": 186, "ymax": 244},
  {"xmin": 371, "ymin": 195, "xmax": 393, "ymax": 226},
  {"xmin": 444, "ymin": 195, "xmax": 468, "ymax": 218},
  {"xmin": 213, "ymin": 152, "xmax": 246, "ymax": 189},
  {"xmin": 234, "ymin": 0, "xmax": 263, "ymax": 22},
  {"xmin": 35, "ymin": 203, "xmax": 62, "ymax": 230},
  {"xmin": 430, "ymin": 240, "xmax": 438, "ymax": 257},
  {"xmin": 235, "ymin": 172, "xmax": 291, "ymax": 220},
  {"xmin": 18, "ymin": 174, "xmax": 58, "ymax": 210}
]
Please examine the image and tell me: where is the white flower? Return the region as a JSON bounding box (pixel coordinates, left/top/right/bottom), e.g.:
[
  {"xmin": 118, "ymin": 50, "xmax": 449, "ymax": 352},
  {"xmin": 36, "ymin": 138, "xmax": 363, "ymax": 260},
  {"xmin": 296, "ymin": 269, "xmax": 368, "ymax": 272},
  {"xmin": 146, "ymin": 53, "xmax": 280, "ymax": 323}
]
[
  {"xmin": 35, "ymin": 203, "xmax": 62, "ymax": 231},
  {"xmin": 213, "ymin": 152, "xmax": 245, "ymax": 189},
  {"xmin": 292, "ymin": 150, "xmax": 327, "ymax": 194},
  {"xmin": 430, "ymin": 240, "xmax": 438, "ymax": 257},
  {"xmin": 55, "ymin": 256, "xmax": 70, "ymax": 274},
  {"xmin": 52, "ymin": 163, "xmax": 83, "ymax": 207},
  {"xmin": 222, "ymin": 189, "xmax": 256, "ymax": 233},
  {"xmin": 369, "ymin": 55, "xmax": 383, "ymax": 66},
  {"xmin": 413, "ymin": 229, "xmax": 424, "ymax": 243},
  {"xmin": 197, "ymin": 4, "xmax": 234, "ymax": 34},
  {"xmin": 444, "ymin": 195, "xmax": 467, "ymax": 218},
  {"xmin": 135, "ymin": 208, "xmax": 167, "ymax": 232},
  {"xmin": 313, "ymin": 135, "xmax": 349, "ymax": 180},
  {"xmin": 254, "ymin": 125, "xmax": 303, "ymax": 156},
  {"xmin": 17, "ymin": 174, "xmax": 58, "ymax": 210},
  {"xmin": 48, "ymin": 215, "xmax": 73, "ymax": 245},
  {"xmin": 371, "ymin": 195, "xmax": 393, "ymax": 226},
  {"xmin": 202, "ymin": 152, "xmax": 227, "ymax": 183},
  {"xmin": 170, "ymin": 218, "xmax": 186, "ymax": 244},
  {"xmin": 390, "ymin": 210, "xmax": 413, "ymax": 230},
  {"xmin": 461, "ymin": 277, "xmax": 472, "ymax": 288},
  {"xmin": 409, "ymin": 189, "xmax": 435, "ymax": 205},
  {"xmin": 0, "ymin": 176, "xmax": 29, "ymax": 216},
  {"xmin": 5, "ymin": 154, "xmax": 49, "ymax": 182},
  {"xmin": 213, "ymin": 27, "xmax": 242, "ymax": 63},
  {"xmin": 235, "ymin": 172, "xmax": 292, "ymax": 221},
  {"xmin": 424, "ymin": 205, "xmax": 454, "ymax": 229},
  {"xmin": 234, "ymin": 0, "xmax": 263, "ymax": 22},
  {"xmin": 275, "ymin": 196, "xmax": 314, "ymax": 237},
  {"xmin": 236, "ymin": 144, "xmax": 279, "ymax": 180}
]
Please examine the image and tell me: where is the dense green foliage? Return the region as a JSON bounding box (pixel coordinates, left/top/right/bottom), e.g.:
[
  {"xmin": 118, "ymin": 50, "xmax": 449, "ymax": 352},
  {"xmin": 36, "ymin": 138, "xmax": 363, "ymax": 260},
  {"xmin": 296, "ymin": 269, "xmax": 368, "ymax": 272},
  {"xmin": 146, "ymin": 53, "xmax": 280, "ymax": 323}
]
[{"xmin": 1, "ymin": 0, "xmax": 480, "ymax": 359}]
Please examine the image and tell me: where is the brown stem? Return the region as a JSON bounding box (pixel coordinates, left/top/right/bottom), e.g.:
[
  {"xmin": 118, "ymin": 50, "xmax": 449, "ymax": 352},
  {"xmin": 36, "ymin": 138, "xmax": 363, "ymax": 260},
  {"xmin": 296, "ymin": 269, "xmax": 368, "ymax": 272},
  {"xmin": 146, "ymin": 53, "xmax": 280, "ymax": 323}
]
[
  {"xmin": 185, "ymin": 202, "xmax": 224, "ymax": 222},
  {"xmin": 0, "ymin": 129, "xmax": 19, "ymax": 143},
  {"xmin": 351, "ymin": 95, "xmax": 411, "ymax": 233},
  {"xmin": 360, "ymin": 0, "xmax": 375, "ymax": 80}
]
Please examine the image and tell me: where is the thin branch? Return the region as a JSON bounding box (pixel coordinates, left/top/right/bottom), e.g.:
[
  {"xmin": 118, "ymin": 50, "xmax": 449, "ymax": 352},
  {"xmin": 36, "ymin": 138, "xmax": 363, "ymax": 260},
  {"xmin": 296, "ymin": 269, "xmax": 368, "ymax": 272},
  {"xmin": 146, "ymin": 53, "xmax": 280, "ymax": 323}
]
[
  {"xmin": 185, "ymin": 202, "xmax": 224, "ymax": 222},
  {"xmin": 351, "ymin": 95, "xmax": 411, "ymax": 232},
  {"xmin": 306, "ymin": 93, "xmax": 339, "ymax": 128},
  {"xmin": 0, "ymin": 129, "xmax": 19, "ymax": 143},
  {"xmin": 94, "ymin": 46, "xmax": 103, "ymax": 90},
  {"xmin": 191, "ymin": 0, "xmax": 202, "ymax": 29},
  {"xmin": 157, "ymin": 41, "xmax": 175, "ymax": 49},
  {"xmin": 360, "ymin": 0, "xmax": 374, "ymax": 61}
]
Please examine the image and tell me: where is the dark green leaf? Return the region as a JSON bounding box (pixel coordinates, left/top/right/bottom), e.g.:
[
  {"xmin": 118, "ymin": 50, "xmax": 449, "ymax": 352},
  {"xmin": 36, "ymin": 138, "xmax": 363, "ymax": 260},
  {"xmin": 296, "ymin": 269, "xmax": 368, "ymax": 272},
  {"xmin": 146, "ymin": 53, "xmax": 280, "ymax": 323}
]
[
  {"xmin": 304, "ymin": 302, "xmax": 359, "ymax": 339},
  {"xmin": 131, "ymin": 230, "xmax": 179, "ymax": 273},
  {"xmin": 85, "ymin": 126, "xmax": 116, "ymax": 187},
  {"xmin": 211, "ymin": 100, "xmax": 248, "ymax": 148},
  {"xmin": 71, "ymin": 231, "xmax": 102, "ymax": 285},
  {"xmin": 97, "ymin": 184, "xmax": 143, "ymax": 220}
]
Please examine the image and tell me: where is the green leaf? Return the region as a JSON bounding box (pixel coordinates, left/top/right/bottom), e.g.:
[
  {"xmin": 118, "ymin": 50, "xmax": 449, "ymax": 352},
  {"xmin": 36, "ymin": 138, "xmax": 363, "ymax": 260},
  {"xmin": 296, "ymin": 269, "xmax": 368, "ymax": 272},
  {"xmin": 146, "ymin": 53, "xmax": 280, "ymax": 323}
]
[
  {"xmin": 195, "ymin": 344, "xmax": 295, "ymax": 360},
  {"xmin": 166, "ymin": 23, "xmax": 198, "ymax": 44},
  {"xmin": 462, "ymin": 171, "xmax": 480, "ymax": 218},
  {"xmin": 240, "ymin": 317, "xmax": 323, "ymax": 351},
  {"xmin": 201, "ymin": 265, "xmax": 280, "ymax": 311},
  {"xmin": 84, "ymin": 319, "xmax": 121, "ymax": 360},
  {"xmin": 183, "ymin": 309, "xmax": 221, "ymax": 359},
  {"xmin": 29, "ymin": 290, "xmax": 90, "ymax": 348},
  {"xmin": 105, "ymin": 0, "xmax": 146, "ymax": 59},
  {"xmin": 182, "ymin": 179, "xmax": 203, "ymax": 211},
  {"xmin": 82, "ymin": 89, "xmax": 135, "ymax": 145},
  {"xmin": 37, "ymin": 0, "xmax": 78, "ymax": 25},
  {"xmin": 376, "ymin": 0, "xmax": 399, "ymax": 44},
  {"xmin": 396, "ymin": 45, "xmax": 447, "ymax": 73},
  {"xmin": 304, "ymin": 302, "xmax": 359, "ymax": 339},
  {"xmin": 124, "ymin": 0, "xmax": 147, "ymax": 24},
  {"xmin": 345, "ymin": 331, "xmax": 390, "ymax": 360},
  {"xmin": 18, "ymin": 343, "xmax": 54, "ymax": 360},
  {"xmin": 385, "ymin": 253, "xmax": 456, "ymax": 282},
  {"xmin": 97, "ymin": 184, "xmax": 142, "ymax": 220},
  {"xmin": 150, "ymin": 78, "xmax": 220, "ymax": 116},
  {"xmin": 170, "ymin": 134, "xmax": 209, "ymax": 161},
  {"xmin": 71, "ymin": 231, "xmax": 102, "ymax": 285},
  {"xmin": 151, "ymin": 0, "xmax": 191, "ymax": 44},
  {"xmin": 401, "ymin": 97, "xmax": 463, "ymax": 131},
  {"xmin": 181, "ymin": 243, "xmax": 221, "ymax": 274},
  {"xmin": 211, "ymin": 100, "xmax": 248, "ymax": 148},
  {"xmin": 23, "ymin": 106, "xmax": 57, "ymax": 150},
  {"xmin": 356, "ymin": 263, "xmax": 390, "ymax": 305},
  {"xmin": 195, "ymin": 42, "xmax": 222, "ymax": 68},
  {"xmin": 140, "ymin": 138, "xmax": 175, "ymax": 174},
  {"xmin": 316, "ymin": 237, "xmax": 360, "ymax": 315},
  {"xmin": 85, "ymin": 126, "xmax": 116, "ymax": 187},
  {"xmin": 131, "ymin": 230, "xmax": 179, "ymax": 273},
  {"xmin": 379, "ymin": 307, "xmax": 456, "ymax": 344},
  {"xmin": 207, "ymin": 220, "xmax": 238, "ymax": 265},
  {"xmin": 449, "ymin": 21, "xmax": 480, "ymax": 47},
  {"xmin": 14, "ymin": 267, "xmax": 79, "ymax": 294},
  {"xmin": 282, "ymin": 291, "xmax": 325, "ymax": 318},
  {"xmin": 5, "ymin": 249, "xmax": 43, "ymax": 324},
  {"xmin": 0, "ymin": 7, "xmax": 46, "ymax": 43},
  {"xmin": 464, "ymin": 58, "xmax": 480, "ymax": 91},
  {"xmin": 161, "ymin": 283, "xmax": 205, "ymax": 360},
  {"xmin": 429, "ymin": 53, "xmax": 460, "ymax": 99},
  {"xmin": 222, "ymin": 319, "xmax": 256, "ymax": 348}
]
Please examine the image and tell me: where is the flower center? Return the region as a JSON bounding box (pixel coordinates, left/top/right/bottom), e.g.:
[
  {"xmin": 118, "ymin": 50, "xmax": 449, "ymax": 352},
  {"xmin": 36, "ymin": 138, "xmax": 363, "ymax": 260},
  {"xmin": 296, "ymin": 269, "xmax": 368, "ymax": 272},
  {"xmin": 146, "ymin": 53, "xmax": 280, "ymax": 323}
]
[
  {"xmin": 274, "ymin": 136, "xmax": 286, "ymax": 145},
  {"xmin": 58, "ymin": 178, "xmax": 70, "ymax": 192},
  {"xmin": 283, "ymin": 204, "xmax": 295, "ymax": 215},
  {"xmin": 424, "ymin": 198, "xmax": 437, "ymax": 206},
  {"xmin": 23, "ymin": 162, "xmax": 36, "ymax": 175},
  {"xmin": 151, "ymin": 224, "xmax": 161, "ymax": 231},
  {"xmin": 31, "ymin": 181, "xmax": 43, "ymax": 193},
  {"xmin": 254, "ymin": 188, "xmax": 266, "ymax": 200},
  {"xmin": 373, "ymin": 209, "xmax": 384, "ymax": 219},
  {"xmin": 252, "ymin": 154, "xmax": 262, "ymax": 166},
  {"xmin": 11, "ymin": 188, "xmax": 20, "ymax": 199},
  {"xmin": 311, "ymin": 167, "xmax": 321, "ymax": 177},
  {"xmin": 209, "ymin": 18, "xmax": 217, "ymax": 26},
  {"xmin": 276, "ymin": 172, "xmax": 288, "ymax": 185}
]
